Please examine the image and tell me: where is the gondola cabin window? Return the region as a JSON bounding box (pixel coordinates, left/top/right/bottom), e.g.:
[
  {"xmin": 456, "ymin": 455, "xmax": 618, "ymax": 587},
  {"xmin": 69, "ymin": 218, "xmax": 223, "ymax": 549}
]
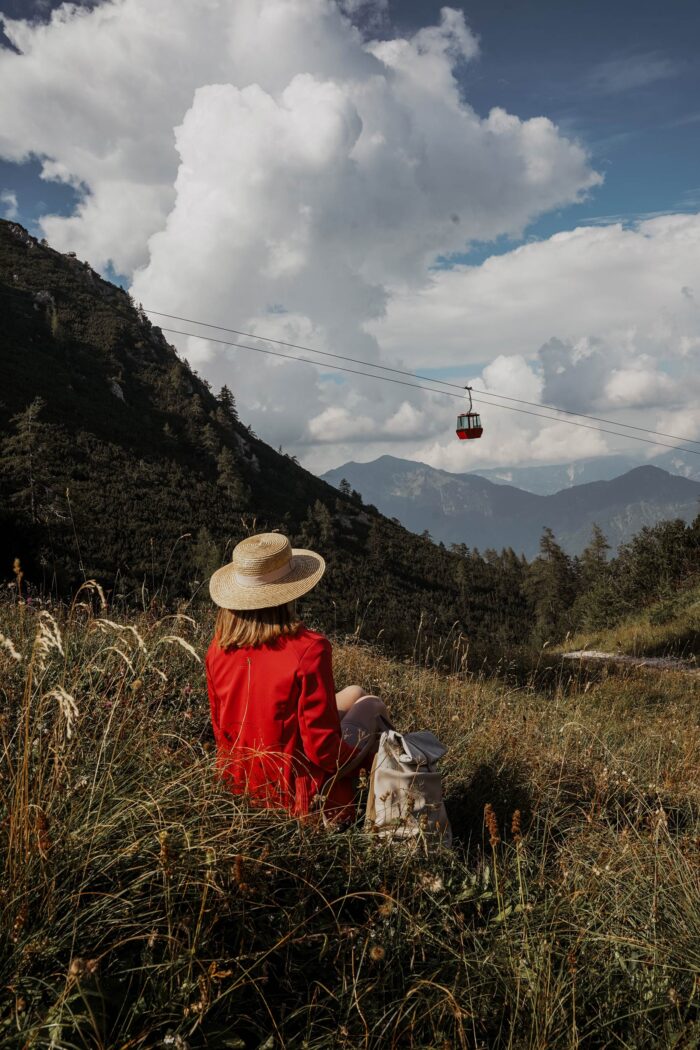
[{"xmin": 456, "ymin": 413, "xmax": 483, "ymax": 440}]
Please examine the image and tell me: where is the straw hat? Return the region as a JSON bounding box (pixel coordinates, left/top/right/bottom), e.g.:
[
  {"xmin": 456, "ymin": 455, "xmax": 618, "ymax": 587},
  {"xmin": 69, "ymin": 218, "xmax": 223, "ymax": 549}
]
[{"xmin": 209, "ymin": 532, "xmax": 325, "ymax": 610}]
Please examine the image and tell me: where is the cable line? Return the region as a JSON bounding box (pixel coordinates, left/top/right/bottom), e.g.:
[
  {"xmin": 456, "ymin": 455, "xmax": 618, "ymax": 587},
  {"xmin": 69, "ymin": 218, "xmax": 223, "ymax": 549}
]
[
  {"xmin": 145, "ymin": 307, "xmax": 700, "ymax": 448},
  {"xmin": 4, "ymin": 284, "xmax": 695, "ymax": 454},
  {"xmin": 159, "ymin": 326, "xmax": 700, "ymax": 458},
  {"xmin": 3, "ymin": 283, "xmax": 694, "ymax": 450}
]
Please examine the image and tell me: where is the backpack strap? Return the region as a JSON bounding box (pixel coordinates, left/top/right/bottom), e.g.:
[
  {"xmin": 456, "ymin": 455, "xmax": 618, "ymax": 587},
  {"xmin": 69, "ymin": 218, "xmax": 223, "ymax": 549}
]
[{"xmin": 365, "ymin": 751, "xmax": 380, "ymax": 829}]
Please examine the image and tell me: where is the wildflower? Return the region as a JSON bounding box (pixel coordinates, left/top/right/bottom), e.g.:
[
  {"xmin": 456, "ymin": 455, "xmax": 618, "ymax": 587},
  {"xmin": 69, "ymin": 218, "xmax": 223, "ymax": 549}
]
[
  {"xmin": 511, "ymin": 809, "xmax": 523, "ymax": 845},
  {"xmin": 369, "ymin": 944, "xmax": 386, "ymax": 962},
  {"xmin": 484, "ymin": 803, "xmax": 501, "ymax": 848},
  {"xmin": 131, "ymin": 678, "xmax": 143, "ymax": 694}
]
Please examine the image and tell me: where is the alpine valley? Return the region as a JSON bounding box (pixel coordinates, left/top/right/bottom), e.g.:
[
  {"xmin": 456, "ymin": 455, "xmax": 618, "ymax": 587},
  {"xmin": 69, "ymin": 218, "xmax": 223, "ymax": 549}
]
[
  {"xmin": 321, "ymin": 455, "xmax": 700, "ymax": 558},
  {"xmin": 2, "ymin": 219, "xmax": 699, "ymax": 661}
]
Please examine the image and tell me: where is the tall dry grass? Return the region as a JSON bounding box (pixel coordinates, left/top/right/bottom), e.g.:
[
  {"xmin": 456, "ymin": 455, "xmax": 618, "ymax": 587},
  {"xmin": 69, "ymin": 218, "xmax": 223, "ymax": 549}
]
[
  {"xmin": 1, "ymin": 592, "xmax": 699, "ymax": 1048},
  {"xmin": 562, "ymin": 582, "xmax": 700, "ymax": 661}
]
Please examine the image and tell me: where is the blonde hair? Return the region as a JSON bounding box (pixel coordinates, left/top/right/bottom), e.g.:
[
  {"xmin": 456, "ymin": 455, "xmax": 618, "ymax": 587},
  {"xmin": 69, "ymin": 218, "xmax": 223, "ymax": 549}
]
[{"xmin": 215, "ymin": 602, "xmax": 301, "ymax": 651}]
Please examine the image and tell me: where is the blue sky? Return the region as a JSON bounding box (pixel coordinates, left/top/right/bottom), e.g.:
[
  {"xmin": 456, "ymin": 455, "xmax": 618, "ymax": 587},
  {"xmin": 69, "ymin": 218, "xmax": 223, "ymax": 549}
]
[
  {"xmin": 417, "ymin": 0, "xmax": 700, "ymax": 264},
  {"xmin": 2, "ymin": 0, "xmax": 698, "ymax": 263},
  {"xmin": 1, "ymin": 0, "xmax": 699, "ymax": 473}
]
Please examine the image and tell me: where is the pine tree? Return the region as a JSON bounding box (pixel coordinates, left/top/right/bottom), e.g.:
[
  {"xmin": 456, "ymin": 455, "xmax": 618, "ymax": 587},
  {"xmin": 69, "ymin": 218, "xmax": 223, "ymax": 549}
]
[
  {"xmin": 300, "ymin": 500, "xmax": 334, "ymax": 547},
  {"xmin": 216, "ymin": 447, "xmax": 250, "ymax": 510},
  {"xmin": 338, "ymin": 478, "xmax": 351, "ymax": 497},
  {"xmin": 1, "ymin": 398, "xmax": 54, "ymax": 525},
  {"xmin": 199, "ymin": 423, "xmax": 220, "ymax": 456},
  {"xmin": 526, "ymin": 527, "xmax": 579, "ymax": 644},
  {"xmin": 579, "ymin": 523, "xmax": 610, "ymax": 591},
  {"xmin": 218, "ymin": 384, "xmax": 238, "ymax": 421}
]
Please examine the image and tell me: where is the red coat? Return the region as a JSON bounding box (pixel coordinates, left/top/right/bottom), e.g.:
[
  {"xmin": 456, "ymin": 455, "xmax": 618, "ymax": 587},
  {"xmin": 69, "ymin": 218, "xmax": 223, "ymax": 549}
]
[{"xmin": 205, "ymin": 626, "xmax": 358, "ymax": 818}]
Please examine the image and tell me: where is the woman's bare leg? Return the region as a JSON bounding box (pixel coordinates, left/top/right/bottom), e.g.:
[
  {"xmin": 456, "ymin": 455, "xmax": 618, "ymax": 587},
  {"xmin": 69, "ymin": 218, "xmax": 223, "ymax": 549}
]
[
  {"xmin": 336, "ymin": 686, "xmax": 391, "ymax": 735},
  {"xmin": 336, "ymin": 685, "xmax": 366, "ymax": 718}
]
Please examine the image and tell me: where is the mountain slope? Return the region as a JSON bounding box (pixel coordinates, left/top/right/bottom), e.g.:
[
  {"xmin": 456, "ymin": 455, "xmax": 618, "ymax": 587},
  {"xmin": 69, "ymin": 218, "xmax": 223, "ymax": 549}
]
[
  {"xmin": 560, "ymin": 578, "xmax": 700, "ymax": 659},
  {"xmin": 321, "ymin": 455, "xmax": 700, "ymax": 556},
  {"xmin": 0, "ymin": 220, "xmax": 532, "ymax": 656}
]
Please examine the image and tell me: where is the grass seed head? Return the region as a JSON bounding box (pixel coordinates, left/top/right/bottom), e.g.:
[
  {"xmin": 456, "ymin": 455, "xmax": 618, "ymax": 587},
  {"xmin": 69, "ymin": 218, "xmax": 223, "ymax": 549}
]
[
  {"xmin": 46, "ymin": 686, "xmax": 79, "ymax": 739},
  {"xmin": 0, "ymin": 631, "xmax": 22, "ymax": 662},
  {"xmin": 33, "ymin": 611, "xmax": 64, "ymax": 670}
]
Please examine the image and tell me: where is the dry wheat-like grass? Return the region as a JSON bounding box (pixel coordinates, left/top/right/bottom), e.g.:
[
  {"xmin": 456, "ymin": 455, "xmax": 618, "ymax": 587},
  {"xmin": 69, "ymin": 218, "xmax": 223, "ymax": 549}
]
[
  {"xmin": 43, "ymin": 685, "xmax": 79, "ymax": 739},
  {"xmin": 32, "ymin": 609, "xmax": 64, "ymax": 670},
  {"xmin": 1, "ymin": 600, "xmax": 699, "ymax": 1049},
  {"xmin": 0, "ymin": 629, "xmax": 22, "ymax": 662}
]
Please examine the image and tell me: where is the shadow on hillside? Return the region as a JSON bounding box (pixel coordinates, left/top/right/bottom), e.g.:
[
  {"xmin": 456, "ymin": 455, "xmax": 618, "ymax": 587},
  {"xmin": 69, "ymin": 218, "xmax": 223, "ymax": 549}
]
[
  {"xmin": 445, "ymin": 754, "xmax": 532, "ymax": 852},
  {"xmin": 639, "ymin": 627, "xmax": 700, "ymax": 659}
]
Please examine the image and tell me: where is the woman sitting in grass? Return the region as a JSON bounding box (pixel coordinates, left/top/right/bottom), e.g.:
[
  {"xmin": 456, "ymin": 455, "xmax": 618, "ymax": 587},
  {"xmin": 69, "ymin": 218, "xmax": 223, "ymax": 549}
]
[{"xmin": 206, "ymin": 532, "xmax": 389, "ymax": 822}]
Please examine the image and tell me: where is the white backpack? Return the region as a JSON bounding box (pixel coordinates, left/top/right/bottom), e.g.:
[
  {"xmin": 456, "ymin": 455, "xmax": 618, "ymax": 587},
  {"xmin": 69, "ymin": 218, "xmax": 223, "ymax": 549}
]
[{"xmin": 365, "ymin": 729, "xmax": 453, "ymax": 848}]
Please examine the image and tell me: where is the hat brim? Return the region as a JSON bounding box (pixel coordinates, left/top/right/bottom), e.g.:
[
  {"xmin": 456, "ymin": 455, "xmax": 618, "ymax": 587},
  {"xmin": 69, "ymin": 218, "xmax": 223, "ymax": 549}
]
[{"xmin": 209, "ymin": 549, "xmax": 325, "ymax": 610}]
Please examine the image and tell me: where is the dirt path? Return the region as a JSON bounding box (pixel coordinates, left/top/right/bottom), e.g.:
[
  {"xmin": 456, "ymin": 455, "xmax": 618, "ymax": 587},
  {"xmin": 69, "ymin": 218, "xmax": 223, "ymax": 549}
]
[{"xmin": 563, "ymin": 650, "xmax": 699, "ymax": 675}]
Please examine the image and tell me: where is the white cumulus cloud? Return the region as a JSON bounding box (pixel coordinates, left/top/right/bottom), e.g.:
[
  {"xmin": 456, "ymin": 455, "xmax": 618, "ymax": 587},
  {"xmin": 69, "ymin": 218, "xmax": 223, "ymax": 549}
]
[
  {"xmin": 2, "ymin": 0, "xmax": 653, "ymax": 475},
  {"xmin": 1, "ymin": 188, "xmax": 19, "ymax": 219},
  {"xmin": 371, "ymin": 214, "xmax": 700, "ymax": 473}
]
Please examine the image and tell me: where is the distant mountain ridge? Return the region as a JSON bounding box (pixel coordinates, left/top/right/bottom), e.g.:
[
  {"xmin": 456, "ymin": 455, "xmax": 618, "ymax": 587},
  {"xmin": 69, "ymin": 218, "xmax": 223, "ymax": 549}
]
[
  {"xmin": 321, "ymin": 455, "xmax": 700, "ymax": 557},
  {"xmin": 472, "ymin": 452, "xmax": 700, "ymax": 495}
]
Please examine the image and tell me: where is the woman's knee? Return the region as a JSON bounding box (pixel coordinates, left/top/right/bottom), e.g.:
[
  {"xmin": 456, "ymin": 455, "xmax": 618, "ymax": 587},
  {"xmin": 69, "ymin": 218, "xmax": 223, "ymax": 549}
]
[{"xmin": 336, "ymin": 684, "xmax": 368, "ymax": 711}]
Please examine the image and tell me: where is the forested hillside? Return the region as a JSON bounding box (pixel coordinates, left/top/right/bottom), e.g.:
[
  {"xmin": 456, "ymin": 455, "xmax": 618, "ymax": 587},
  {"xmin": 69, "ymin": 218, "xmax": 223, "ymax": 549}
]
[
  {"xmin": 2, "ymin": 219, "xmax": 699, "ymax": 661},
  {"xmin": 0, "ymin": 220, "xmax": 529, "ymax": 656}
]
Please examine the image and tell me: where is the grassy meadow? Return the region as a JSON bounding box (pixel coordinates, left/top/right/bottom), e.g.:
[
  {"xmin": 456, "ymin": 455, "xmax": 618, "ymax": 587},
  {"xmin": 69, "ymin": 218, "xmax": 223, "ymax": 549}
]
[
  {"xmin": 1, "ymin": 590, "xmax": 700, "ymax": 1049},
  {"xmin": 561, "ymin": 582, "xmax": 700, "ymax": 663}
]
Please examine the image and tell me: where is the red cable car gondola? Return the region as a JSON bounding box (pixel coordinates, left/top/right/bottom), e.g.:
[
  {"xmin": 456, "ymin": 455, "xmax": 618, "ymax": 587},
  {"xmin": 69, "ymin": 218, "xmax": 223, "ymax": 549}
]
[{"xmin": 456, "ymin": 386, "xmax": 483, "ymax": 440}]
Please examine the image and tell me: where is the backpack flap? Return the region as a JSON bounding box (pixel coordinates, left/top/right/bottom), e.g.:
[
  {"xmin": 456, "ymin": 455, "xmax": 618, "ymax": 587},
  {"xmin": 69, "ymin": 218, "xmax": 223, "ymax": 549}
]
[{"xmin": 384, "ymin": 729, "xmax": 447, "ymax": 770}]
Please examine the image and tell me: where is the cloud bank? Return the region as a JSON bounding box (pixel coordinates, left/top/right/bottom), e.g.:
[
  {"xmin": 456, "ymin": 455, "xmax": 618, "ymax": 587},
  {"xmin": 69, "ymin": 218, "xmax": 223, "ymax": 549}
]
[{"xmin": 3, "ymin": 1, "xmax": 696, "ymax": 474}]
